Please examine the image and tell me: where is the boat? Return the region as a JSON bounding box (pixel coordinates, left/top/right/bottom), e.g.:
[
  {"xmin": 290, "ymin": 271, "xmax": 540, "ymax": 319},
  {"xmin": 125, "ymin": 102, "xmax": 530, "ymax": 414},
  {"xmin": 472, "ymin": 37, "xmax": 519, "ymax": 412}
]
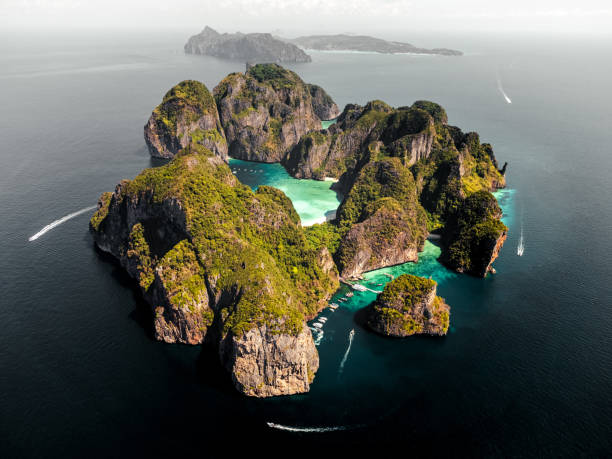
[
  {"xmin": 352, "ymin": 283, "xmax": 367, "ymax": 292},
  {"xmin": 346, "ymin": 292, "xmax": 354, "ymax": 297},
  {"xmin": 313, "ymin": 322, "xmax": 323, "ymax": 329},
  {"xmin": 318, "ymin": 317, "xmax": 327, "ymax": 323}
]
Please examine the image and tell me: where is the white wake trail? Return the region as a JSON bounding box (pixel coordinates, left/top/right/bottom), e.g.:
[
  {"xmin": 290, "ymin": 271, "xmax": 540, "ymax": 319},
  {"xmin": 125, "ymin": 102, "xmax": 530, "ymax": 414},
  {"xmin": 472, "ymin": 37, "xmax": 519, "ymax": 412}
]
[
  {"xmin": 28, "ymin": 206, "xmax": 97, "ymax": 241},
  {"xmin": 496, "ymin": 73, "xmax": 512, "ymax": 104},
  {"xmin": 338, "ymin": 329, "xmax": 355, "ymax": 376},
  {"xmin": 517, "ymin": 224, "xmax": 525, "ymax": 256},
  {"xmin": 266, "ymin": 422, "xmax": 347, "ymax": 433}
]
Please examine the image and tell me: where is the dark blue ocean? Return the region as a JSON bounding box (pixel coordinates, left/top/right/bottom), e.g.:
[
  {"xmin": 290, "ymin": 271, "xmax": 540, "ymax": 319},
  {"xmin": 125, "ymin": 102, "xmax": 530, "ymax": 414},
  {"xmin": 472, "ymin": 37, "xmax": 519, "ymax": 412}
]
[{"xmin": 1, "ymin": 30, "xmax": 611, "ymax": 457}]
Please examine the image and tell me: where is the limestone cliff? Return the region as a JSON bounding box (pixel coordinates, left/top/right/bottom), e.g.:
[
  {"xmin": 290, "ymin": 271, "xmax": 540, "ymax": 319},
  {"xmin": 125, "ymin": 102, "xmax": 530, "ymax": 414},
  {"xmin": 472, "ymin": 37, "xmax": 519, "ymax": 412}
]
[
  {"xmin": 439, "ymin": 191, "xmax": 508, "ymax": 277},
  {"xmin": 283, "ymin": 98, "xmax": 507, "ymax": 279},
  {"xmin": 144, "ymin": 80, "xmax": 227, "ymax": 160},
  {"xmin": 307, "ymin": 84, "xmax": 340, "ymax": 120},
  {"xmin": 282, "ymin": 101, "xmax": 436, "ymax": 185},
  {"xmin": 366, "ymin": 274, "xmax": 450, "ymax": 337},
  {"xmin": 213, "ymin": 64, "xmax": 335, "ymax": 162},
  {"xmin": 334, "ymin": 159, "xmax": 428, "ymax": 278},
  {"xmin": 90, "ymin": 144, "xmax": 338, "ymax": 396}
]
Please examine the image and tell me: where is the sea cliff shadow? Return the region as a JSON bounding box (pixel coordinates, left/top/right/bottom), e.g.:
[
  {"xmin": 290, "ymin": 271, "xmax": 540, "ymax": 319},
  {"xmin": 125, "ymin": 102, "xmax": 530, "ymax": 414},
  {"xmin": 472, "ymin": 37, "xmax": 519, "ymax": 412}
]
[
  {"xmin": 93, "ymin": 242, "xmax": 240, "ymax": 396},
  {"xmin": 93, "ymin": 244, "xmax": 156, "ymax": 341}
]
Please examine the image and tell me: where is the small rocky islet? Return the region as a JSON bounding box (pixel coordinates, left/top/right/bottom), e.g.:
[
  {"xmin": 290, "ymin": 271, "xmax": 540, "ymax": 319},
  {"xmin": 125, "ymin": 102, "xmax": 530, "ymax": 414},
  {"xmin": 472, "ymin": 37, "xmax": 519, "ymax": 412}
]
[
  {"xmin": 91, "ymin": 63, "xmax": 507, "ymax": 397},
  {"xmin": 366, "ymin": 274, "xmax": 450, "ymax": 337}
]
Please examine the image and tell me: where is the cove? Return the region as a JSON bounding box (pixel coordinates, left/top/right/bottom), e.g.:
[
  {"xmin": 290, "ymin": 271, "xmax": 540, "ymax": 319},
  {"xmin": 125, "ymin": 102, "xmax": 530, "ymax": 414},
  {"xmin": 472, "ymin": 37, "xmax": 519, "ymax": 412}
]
[
  {"xmin": 229, "ymin": 158, "xmax": 342, "ymax": 226},
  {"xmin": 230, "ymin": 156, "xmax": 515, "ymax": 317}
]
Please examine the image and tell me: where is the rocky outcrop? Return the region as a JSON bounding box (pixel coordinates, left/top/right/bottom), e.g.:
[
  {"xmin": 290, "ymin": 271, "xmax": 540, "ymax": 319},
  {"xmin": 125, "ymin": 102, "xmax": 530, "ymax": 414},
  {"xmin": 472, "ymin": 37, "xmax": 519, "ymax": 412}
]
[
  {"xmin": 282, "ymin": 101, "xmax": 436, "ymax": 185},
  {"xmin": 334, "ymin": 159, "xmax": 428, "ymax": 278},
  {"xmin": 286, "ymin": 34, "xmax": 462, "ymax": 56},
  {"xmin": 366, "ymin": 274, "xmax": 450, "ymax": 337},
  {"xmin": 185, "ymin": 26, "xmax": 311, "ymax": 63},
  {"xmin": 307, "ymin": 84, "xmax": 340, "ymax": 120},
  {"xmin": 439, "ymin": 190, "xmax": 508, "ymax": 277},
  {"xmin": 335, "ymin": 199, "xmax": 425, "ymax": 278},
  {"xmin": 220, "ymin": 325, "xmax": 318, "ymax": 397},
  {"xmin": 90, "ymin": 145, "xmax": 338, "ymax": 397},
  {"xmin": 213, "ymin": 64, "xmax": 330, "ymax": 162},
  {"xmin": 144, "ymin": 80, "xmax": 227, "ymax": 160}
]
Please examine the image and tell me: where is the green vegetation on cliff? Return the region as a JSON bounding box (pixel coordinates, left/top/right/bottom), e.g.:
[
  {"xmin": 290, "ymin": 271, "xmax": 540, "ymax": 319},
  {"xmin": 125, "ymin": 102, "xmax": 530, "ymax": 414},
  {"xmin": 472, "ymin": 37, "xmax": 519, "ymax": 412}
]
[
  {"xmin": 337, "ymin": 158, "xmax": 425, "ymax": 231},
  {"xmin": 93, "ymin": 145, "xmax": 338, "ymax": 338},
  {"xmin": 247, "ymin": 63, "xmax": 299, "ymax": 90},
  {"xmin": 368, "ymin": 274, "xmax": 450, "ymax": 337},
  {"xmin": 377, "ymin": 274, "xmax": 435, "ymax": 309},
  {"xmin": 440, "ymin": 191, "xmax": 508, "ymax": 275},
  {"xmin": 153, "ymin": 80, "xmax": 217, "ymax": 132}
]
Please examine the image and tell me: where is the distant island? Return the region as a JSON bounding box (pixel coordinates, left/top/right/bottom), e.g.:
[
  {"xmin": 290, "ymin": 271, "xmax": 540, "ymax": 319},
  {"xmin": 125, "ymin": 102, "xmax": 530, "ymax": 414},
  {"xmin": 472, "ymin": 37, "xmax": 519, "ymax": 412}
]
[
  {"xmin": 184, "ymin": 26, "xmax": 311, "ymax": 63},
  {"xmin": 184, "ymin": 27, "xmax": 462, "ymax": 63},
  {"xmin": 285, "ymin": 34, "xmax": 463, "ymax": 56},
  {"xmin": 91, "ymin": 64, "xmax": 505, "ymax": 398}
]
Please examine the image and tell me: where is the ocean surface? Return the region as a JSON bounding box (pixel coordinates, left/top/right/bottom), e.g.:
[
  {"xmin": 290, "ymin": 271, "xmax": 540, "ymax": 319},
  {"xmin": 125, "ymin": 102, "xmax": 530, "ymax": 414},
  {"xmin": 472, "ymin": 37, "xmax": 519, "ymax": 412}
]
[{"xmin": 1, "ymin": 30, "xmax": 612, "ymax": 457}]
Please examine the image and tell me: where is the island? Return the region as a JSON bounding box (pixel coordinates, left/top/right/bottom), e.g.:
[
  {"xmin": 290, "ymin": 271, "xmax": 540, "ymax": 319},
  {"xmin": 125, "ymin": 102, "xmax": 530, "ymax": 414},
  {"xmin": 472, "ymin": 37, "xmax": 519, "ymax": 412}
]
[
  {"xmin": 285, "ymin": 34, "xmax": 463, "ymax": 56},
  {"xmin": 93, "ymin": 63, "xmax": 507, "ymax": 397},
  {"xmin": 184, "ymin": 26, "xmax": 311, "ymax": 63},
  {"xmin": 366, "ymin": 274, "xmax": 450, "ymax": 337}
]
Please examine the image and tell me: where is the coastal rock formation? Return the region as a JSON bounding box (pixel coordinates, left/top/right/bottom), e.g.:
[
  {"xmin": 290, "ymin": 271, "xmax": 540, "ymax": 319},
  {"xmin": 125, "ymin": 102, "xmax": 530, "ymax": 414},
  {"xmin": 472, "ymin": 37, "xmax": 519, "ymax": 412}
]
[
  {"xmin": 286, "ymin": 97, "xmax": 506, "ymax": 278},
  {"xmin": 213, "ymin": 64, "xmax": 335, "ymax": 162},
  {"xmin": 307, "ymin": 84, "xmax": 341, "ymax": 120},
  {"xmin": 366, "ymin": 274, "xmax": 450, "ymax": 337},
  {"xmin": 144, "ymin": 80, "xmax": 227, "ymax": 160},
  {"xmin": 286, "ymin": 34, "xmax": 462, "ymax": 56},
  {"xmin": 185, "ymin": 26, "xmax": 311, "ymax": 63},
  {"xmin": 282, "ymin": 100, "xmax": 436, "ymax": 184},
  {"xmin": 220, "ymin": 324, "xmax": 318, "ymax": 397},
  {"xmin": 334, "ymin": 159, "xmax": 428, "ymax": 278},
  {"xmin": 96, "ymin": 66, "xmax": 511, "ymax": 396},
  {"xmin": 439, "ymin": 191, "xmax": 508, "ymax": 277},
  {"xmin": 90, "ymin": 145, "xmax": 338, "ymax": 396}
]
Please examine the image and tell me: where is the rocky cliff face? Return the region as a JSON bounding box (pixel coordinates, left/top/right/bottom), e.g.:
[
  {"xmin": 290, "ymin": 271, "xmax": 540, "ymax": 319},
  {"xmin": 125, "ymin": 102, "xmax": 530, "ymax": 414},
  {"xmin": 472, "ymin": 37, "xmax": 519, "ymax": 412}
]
[
  {"xmin": 335, "ymin": 200, "xmax": 424, "ymax": 279},
  {"xmin": 185, "ymin": 26, "xmax": 311, "ymax": 63},
  {"xmin": 439, "ymin": 191, "xmax": 508, "ymax": 277},
  {"xmin": 213, "ymin": 64, "xmax": 334, "ymax": 162},
  {"xmin": 90, "ymin": 145, "xmax": 338, "ymax": 397},
  {"xmin": 334, "ymin": 159, "xmax": 428, "ymax": 278},
  {"xmin": 144, "ymin": 80, "xmax": 228, "ymax": 161},
  {"xmin": 307, "ymin": 84, "xmax": 341, "ymax": 120},
  {"xmin": 366, "ymin": 274, "xmax": 450, "ymax": 337},
  {"xmin": 282, "ymin": 101, "xmax": 436, "ymax": 185},
  {"xmin": 220, "ymin": 325, "xmax": 318, "ymax": 397}
]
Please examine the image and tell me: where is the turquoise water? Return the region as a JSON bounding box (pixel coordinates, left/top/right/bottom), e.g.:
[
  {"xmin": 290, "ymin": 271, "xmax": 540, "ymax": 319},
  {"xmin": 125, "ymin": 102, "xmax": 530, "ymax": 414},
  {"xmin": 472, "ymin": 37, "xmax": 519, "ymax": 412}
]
[
  {"xmin": 231, "ymin": 155, "xmax": 514, "ymax": 316},
  {"xmin": 235, "ymin": 155, "xmax": 514, "ymax": 330},
  {"xmin": 493, "ymin": 188, "xmax": 516, "ymax": 227},
  {"xmin": 229, "ymin": 158, "xmax": 342, "ymax": 226},
  {"xmin": 321, "ymin": 118, "xmax": 337, "ymax": 129}
]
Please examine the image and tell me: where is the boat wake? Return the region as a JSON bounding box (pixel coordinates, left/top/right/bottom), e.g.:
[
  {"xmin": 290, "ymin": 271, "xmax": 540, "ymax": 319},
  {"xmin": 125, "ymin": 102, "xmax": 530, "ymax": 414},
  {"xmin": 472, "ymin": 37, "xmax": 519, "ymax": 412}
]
[
  {"xmin": 28, "ymin": 205, "xmax": 97, "ymax": 241},
  {"xmin": 266, "ymin": 422, "xmax": 347, "ymax": 433},
  {"xmin": 338, "ymin": 329, "xmax": 355, "ymax": 376},
  {"xmin": 496, "ymin": 72, "xmax": 512, "ymax": 104},
  {"xmin": 517, "ymin": 224, "xmax": 525, "ymax": 256}
]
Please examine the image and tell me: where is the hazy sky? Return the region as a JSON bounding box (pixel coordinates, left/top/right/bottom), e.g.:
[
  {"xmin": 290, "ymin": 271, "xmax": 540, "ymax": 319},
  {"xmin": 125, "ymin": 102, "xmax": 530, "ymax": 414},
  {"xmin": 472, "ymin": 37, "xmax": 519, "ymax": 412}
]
[{"xmin": 2, "ymin": 0, "xmax": 611, "ymax": 35}]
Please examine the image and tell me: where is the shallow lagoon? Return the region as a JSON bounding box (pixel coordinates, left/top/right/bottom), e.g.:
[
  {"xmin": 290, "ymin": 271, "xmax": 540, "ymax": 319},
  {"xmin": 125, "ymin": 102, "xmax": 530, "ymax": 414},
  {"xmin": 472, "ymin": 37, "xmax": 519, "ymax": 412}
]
[{"xmin": 230, "ymin": 158, "xmax": 342, "ymax": 226}]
